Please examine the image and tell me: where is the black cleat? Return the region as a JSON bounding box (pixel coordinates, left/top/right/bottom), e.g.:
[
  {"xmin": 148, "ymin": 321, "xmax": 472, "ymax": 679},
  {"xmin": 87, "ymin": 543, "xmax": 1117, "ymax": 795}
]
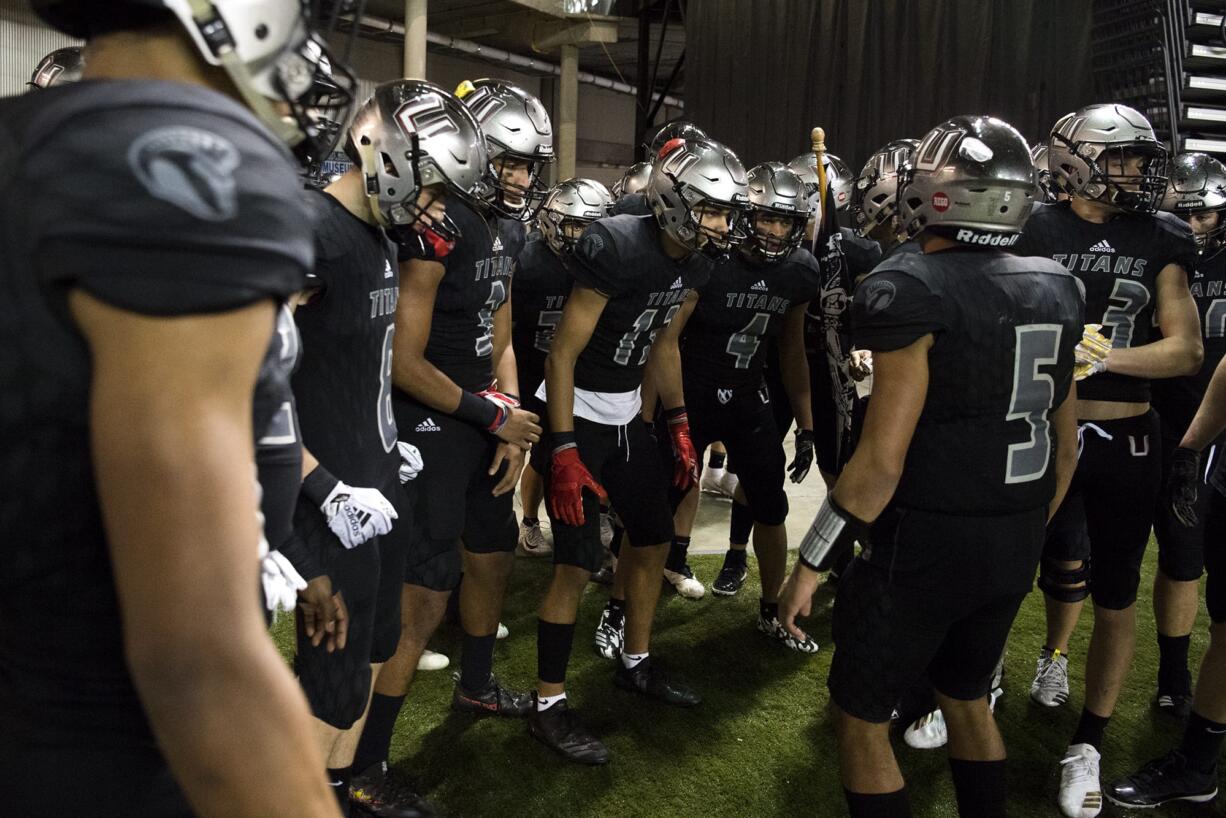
[
  {"xmin": 1155, "ymin": 691, "xmax": 1194, "ymax": 719},
  {"xmin": 1106, "ymin": 750, "xmax": 1218, "ymax": 808},
  {"xmin": 451, "ymin": 675, "xmax": 533, "ymax": 718},
  {"xmin": 528, "ymin": 698, "xmax": 610, "ymax": 765},
  {"xmin": 614, "ymin": 657, "xmax": 701, "ymax": 707},
  {"xmin": 350, "ymin": 763, "xmax": 438, "ymax": 818},
  {"xmin": 712, "ymin": 563, "xmax": 748, "ymax": 596}
]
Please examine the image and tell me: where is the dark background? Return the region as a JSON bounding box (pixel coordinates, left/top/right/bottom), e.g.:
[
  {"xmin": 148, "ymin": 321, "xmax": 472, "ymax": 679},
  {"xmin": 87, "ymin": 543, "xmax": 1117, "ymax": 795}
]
[{"xmin": 685, "ymin": 0, "xmax": 1097, "ymax": 170}]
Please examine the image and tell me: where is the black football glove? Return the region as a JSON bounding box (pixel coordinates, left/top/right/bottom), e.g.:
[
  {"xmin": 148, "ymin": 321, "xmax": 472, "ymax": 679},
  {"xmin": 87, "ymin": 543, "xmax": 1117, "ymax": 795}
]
[
  {"xmin": 1168, "ymin": 447, "xmax": 1201, "ymax": 528},
  {"xmin": 788, "ymin": 428, "xmax": 816, "ymax": 484}
]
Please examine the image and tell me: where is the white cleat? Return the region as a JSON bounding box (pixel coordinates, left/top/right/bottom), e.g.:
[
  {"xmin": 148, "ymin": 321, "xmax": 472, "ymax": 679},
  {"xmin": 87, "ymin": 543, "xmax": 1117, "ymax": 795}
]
[
  {"xmin": 664, "ymin": 565, "xmax": 706, "ymax": 600},
  {"xmin": 700, "ymin": 465, "xmax": 730, "ymax": 495},
  {"xmin": 496, "ymin": 622, "xmax": 509, "ymax": 640},
  {"xmin": 1031, "ymin": 649, "xmax": 1070, "ymax": 708},
  {"xmin": 593, "ymin": 605, "xmax": 624, "ymax": 660},
  {"xmin": 1059, "ymin": 743, "xmax": 1103, "ymax": 818},
  {"xmin": 416, "ymin": 650, "xmax": 449, "ymax": 671},
  {"xmin": 517, "ymin": 520, "xmax": 553, "ymax": 557},
  {"xmin": 904, "ymin": 708, "xmax": 947, "ymax": 750},
  {"xmin": 717, "ymin": 471, "xmax": 740, "ymax": 498}
]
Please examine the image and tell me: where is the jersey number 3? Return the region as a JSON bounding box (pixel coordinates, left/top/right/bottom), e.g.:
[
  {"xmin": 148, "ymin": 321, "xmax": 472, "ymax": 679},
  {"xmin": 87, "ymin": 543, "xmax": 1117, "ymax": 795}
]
[{"xmin": 1005, "ymin": 324, "xmax": 1063, "ymax": 485}]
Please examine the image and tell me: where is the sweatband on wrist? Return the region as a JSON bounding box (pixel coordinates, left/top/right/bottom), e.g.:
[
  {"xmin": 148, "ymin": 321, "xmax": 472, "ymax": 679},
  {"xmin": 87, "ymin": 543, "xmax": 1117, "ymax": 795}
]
[
  {"xmin": 301, "ymin": 465, "xmax": 339, "ymax": 507},
  {"xmin": 552, "ymin": 430, "xmax": 577, "ymax": 455},
  {"xmin": 664, "ymin": 406, "xmax": 687, "ymax": 424},
  {"xmin": 454, "ymin": 389, "xmax": 499, "ymax": 428}
]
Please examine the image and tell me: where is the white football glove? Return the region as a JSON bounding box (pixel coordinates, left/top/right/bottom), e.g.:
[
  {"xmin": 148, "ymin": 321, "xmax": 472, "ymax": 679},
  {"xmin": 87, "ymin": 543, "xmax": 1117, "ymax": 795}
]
[
  {"xmin": 261, "ymin": 548, "xmax": 308, "ymax": 614},
  {"xmin": 320, "ymin": 483, "xmax": 398, "ymax": 549},
  {"xmin": 398, "ymin": 441, "xmax": 424, "ymax": 483}
]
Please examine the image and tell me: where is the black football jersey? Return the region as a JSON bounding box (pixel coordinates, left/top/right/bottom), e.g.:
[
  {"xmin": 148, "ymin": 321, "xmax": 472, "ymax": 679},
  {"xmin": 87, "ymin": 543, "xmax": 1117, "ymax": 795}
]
[
  {"xmin": 683, "ymin": 247, "xmax": 821, "ymax": 389},
  {"xmin": 572, "ymin": 214, "xmax": 712, "ymax": 393},
  {"xmin": 612, "ymin": 192, "xmax": 652, "ymax": 217},
  {"xmin": 1013, "ymin": 201, "xmax": 1197, "ymax": 403},
  {"xmin": 0, "ymin": 81, "xmax": 312, "ymax": 748},
  {"xmin": 399, "ymin": 199, "xmax": 523, "ymax": 393},
  {"xmin": 511, "ymin": 232, "xmax": 573, "ymax": 396},
  {"xmin": 292, "ymin": 189, "xmax": 400, "ymax": 488},
  {"xmin": 852, "ymin": 249, "xmax": 1084, "ymax": 515},
  {"xmin": 1153, "ymin": 245, "xmax": 1226, "ymax": 431}
]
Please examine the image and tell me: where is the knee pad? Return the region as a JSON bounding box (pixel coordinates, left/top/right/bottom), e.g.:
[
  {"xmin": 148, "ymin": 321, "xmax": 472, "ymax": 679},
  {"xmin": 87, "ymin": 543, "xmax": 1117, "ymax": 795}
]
[
  {"xmin": 751, "ymin": 490, "xmax": 789, "ymax": 528},
  {"xmin": 403, "ymin": 540, "xmax": 462, "ymax": 592},
  {"xmin": 1037, "ymin": 558, "xmax": 1090, "ymax": 603}
]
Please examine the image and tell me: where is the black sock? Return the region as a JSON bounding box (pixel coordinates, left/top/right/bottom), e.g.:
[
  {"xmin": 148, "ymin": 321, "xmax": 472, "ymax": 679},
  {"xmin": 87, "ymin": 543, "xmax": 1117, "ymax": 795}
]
[
  {"xmin": 760, "ymin": 598, "xmax": 778, "ymax": 619},
  {"xmin": 949, "ymin": 758, "xmax": 1006, "ymax": 818},
  {"xmin": 1181, "ymin": 711, "xmax": 1226, "ymax": 774},
  {"xmin": 1157, "ymin": 633, "xmax": 1192, "ymax": 694},
  {"xmin": 607, "ymin": 597, "xmax": 625, "ymax": 618},
  {"xmin": 729, "ymin": 500, "xmax": 753, "ymax": 546},
  {"xmin": 352, "ymin": 693, "xmax": 406, "ymax": 776},
  {"xmin": 326, "ymin": 766, "xmax": 351, "ymax": 812},
  {"xmin": 460, "ymin": 632, "xmax": 497, "ymax": 692},
  {"xmin": 609, "ymin": 521, "xmax": 624, "ymax": 557},
  {"xmin": 723, "ymin": 547, "xmax": 748, "ymax": 568},
  {"xmin": 844, "ymin": 788, "xmax": 912, "ymax": 818},
  {"xmin": 1071, "ymin": 708, "xmax": 1110, "ymax": 750},
  {"xmin": 708, "ymin": 451, "xmax": 727, "ymax": 470},
  {"xmin": 522, "ymin": 515, "xmax": 539, "ymax": 528},
  {"xmin": 666, "ymin": 536, "xmax": 691, "ymax": 573},
  {"xmin": 537, "ymin": 619, "xmax": 576, "ymax": 684}
]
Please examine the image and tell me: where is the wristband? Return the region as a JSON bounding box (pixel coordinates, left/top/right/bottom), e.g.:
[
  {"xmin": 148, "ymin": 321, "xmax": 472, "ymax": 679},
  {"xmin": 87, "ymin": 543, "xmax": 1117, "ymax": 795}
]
[
  {"xmin": 797, "ymin": 495, "xmax": 870, "ymax": 572},
  {"xmin": 664, "ymin": 407, "xmax": 688, "ymax": 425},
  {"xmin": 454, "ymin": 389, "xmax": 499, "ymax": 428},
  {"xmin": 552, "ymin": 430, "xmax": 577, "ymax": 455},
  {"xmin": 301, "ymin": 465, "xmax": 339, "ymax": 507}
]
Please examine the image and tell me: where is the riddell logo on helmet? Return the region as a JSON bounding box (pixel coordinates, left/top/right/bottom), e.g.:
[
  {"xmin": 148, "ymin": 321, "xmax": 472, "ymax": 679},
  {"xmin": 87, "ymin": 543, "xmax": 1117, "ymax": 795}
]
[
  {"xmin": 954, "ymin": 229, "xmax": 1020, "ymax": 246},
  {"xmin": 931, "ymin": 192, "xmax": 950, "ymax": 212}
]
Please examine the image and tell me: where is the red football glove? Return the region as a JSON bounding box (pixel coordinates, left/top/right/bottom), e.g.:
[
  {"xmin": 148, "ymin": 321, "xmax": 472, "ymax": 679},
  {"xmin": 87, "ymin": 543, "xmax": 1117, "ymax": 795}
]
[
  {"xmin": 477, "ymin": 387, "xmax": 520, "ymax": 414},
  {"xmin": 549, "ymin": 446, "xmax": 608, "ymax": 527},
  {"xmin": 665, "ymin": 408, "xmax": 700, "ymax": 491}
]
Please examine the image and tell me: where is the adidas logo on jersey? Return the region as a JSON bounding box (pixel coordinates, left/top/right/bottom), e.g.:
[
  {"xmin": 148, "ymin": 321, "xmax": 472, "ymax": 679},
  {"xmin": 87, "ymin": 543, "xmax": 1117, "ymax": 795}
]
[
  {"xmin": 1089, "ymin": 239, "xmax": 1115, "ymax": 253},
  {"xmin": 750, "ymin": 280, "xmax": 768, "ymax": 292},
  {"xmin": 492, "ymin": 236, "xmax": 504, "ymax": 252},
  {"xmin": 384, "ymin": 259, "xmax": 393, "ymax": 278},
  {"xmin": 415, "ymin": 417, "xmax": 442, "ymax": 432},
  {"xmin": 670, "ymin": 276, "xmax": 683, "ymax": 289}
]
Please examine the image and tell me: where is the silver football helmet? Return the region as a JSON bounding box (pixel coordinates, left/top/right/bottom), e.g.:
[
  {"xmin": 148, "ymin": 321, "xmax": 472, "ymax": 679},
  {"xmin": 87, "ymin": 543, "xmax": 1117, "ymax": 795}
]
[
  {"xmin": 897, "ymin": 115, "xmax": 1034, "ymax": 245},
  {"xmin": 457, "ymin": 78, "xmax": 554, "ymax": 221},
  {"xmin": 1161, "ymin": 152, "xmax": 1226, "ymax": 248},
  {"xmin": 539, "ymin": 178, "xmax": 615, "ymax": 256},
  {"xmin": 32, "ymin": 0, "xmax": 357, "ymax": 167},
  {"xmin": 851, "ymin": 139, "xmax": 920, "ymax": 238},
  {"xmin": 348, "ymin": 79, "xmax": 488, "ymax": 240},
  {"xmin": 746, "ymin": 162, "xmax": 810, "ymax": 260},
  {"xmin": 1031, "ymin": 143, "xmax": 1057, "ymax": 202},
  {"xmin": 28, "ymin": 46, "xmax": 83, "ymax": 89},
  {"xmin": 786, "ymin": 152, "xmax": 854, "ymax": 216},
  {"xmin": 1048, "ymin": 103, "xmax": 1168, "ymax": 213},
  {"xmin": 613, "ymin": 162, "xmax": 653, "ymax": 198},
  {"xmin": 648, "ymin": 137, "xmax": 749, "ymax": 258},
  {"xmin": 644, "ymin": 120, "xmax": 707, "ymax": 158}
]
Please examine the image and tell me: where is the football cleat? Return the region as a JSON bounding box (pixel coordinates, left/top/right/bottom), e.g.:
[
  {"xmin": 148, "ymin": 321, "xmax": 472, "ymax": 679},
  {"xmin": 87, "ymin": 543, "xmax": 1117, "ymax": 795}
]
[
  {"xmin": 528, "ymin": 698, "xmax": 610, "ymax": 765},
  {"xmin": 350, "ymin": 763, "xmax": 437, "ymax": 818},
  {"xmin": 758, "ymin": 614, "xmax": 819, "ymax": 654},
  {"xmin": 700, "ymin": 464, "xmax": 729, "ymax": 495},
  {"xmin": 416, "ymin": 650, "xmax": 449, "ymax": 672},
  {"xmin": 496, "ymin": 622, "xmax": 509, "ymax": 640},
  {"xmin": 664, "ymin": 564, "xmax": 706, "ymax": 599},
  {"xmin": 718, "ymin": 471, "xmax": 740, "ymax": 498},
  {"xmin": 904, "ymin": 708, "xmax": 947, "ymax": 750},
  {"xmin": 599, "ymin": 512, "xmax": 614, "ymax": 548},
  {"xmin": 614, "ymin": 657, "xmax": 701, "ymax": 707},
  {"xmin": 518, "ymin": 520, "xmax": 552, "ymax": 557},
  {"xmin": 1058, "ymin": 743, "xmax": 1103, "ymax": 818},
  {"xmin": 590, "ymin": 564, "xmax": 615, "ymax": 586},
  {"xmin": 1155, "ymin": 692, "xmax": 1194, "ymax": 719},
  {"xmin": 1031, "ymin": 649, "xmax": 1070, "ymax": 708},
  {"xmin": 451, "ymin": 675, "xmax": 533, "ymax": 718},
  {"xmin": 712, "ymin": 562, "xmax": 748, "ymax": 596},
  {"xmin": 1106, "ymin": 750, "xmax": 1218, "ymax": 808},
  {"xmin": 593, "ymin": 604, "xmax": 624, "ymax": 660}
]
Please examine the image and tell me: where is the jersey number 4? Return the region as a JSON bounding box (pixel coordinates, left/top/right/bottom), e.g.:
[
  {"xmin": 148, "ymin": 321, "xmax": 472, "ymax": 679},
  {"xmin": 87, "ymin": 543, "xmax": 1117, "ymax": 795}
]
[
  {"xmin": 1005, "ymin": 324, "xmax": 1063, "ymax": 485},
  {"xmin": 726, "ymin": 312, "xmax": 771, "ymax": 369}
]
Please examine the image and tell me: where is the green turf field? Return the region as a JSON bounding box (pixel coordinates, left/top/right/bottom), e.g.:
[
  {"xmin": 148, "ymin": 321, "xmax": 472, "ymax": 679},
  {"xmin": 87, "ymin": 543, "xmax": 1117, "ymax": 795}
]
[{"xmin": 274, "ymin": 544, "xmax": 1223, "ymax": 817}]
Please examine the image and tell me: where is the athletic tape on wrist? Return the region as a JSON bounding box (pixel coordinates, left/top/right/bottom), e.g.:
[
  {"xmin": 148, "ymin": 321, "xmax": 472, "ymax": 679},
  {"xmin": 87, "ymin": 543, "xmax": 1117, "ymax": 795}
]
[{"xmin": 798, "ymin": 496, "xmax": 865, "ymax": 571}]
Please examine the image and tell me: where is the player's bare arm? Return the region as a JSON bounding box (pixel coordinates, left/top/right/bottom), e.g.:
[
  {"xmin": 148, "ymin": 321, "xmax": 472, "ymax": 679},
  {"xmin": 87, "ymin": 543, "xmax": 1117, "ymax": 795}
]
[
  {"xmin": 1050, "ymin": 379, "xmax": 1080, "ymax": 521},
  {"xmin": 780, "ymin": 303, "xmax": 815, "ymax": 430},
  {"xmin": 1106, "ymin": 262, "xmax": 1203, "ymax": 379}
]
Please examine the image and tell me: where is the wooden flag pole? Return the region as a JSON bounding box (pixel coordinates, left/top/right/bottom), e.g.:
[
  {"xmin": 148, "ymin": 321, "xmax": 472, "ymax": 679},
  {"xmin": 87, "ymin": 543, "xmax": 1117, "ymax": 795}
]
[{"xmin": 811, "ymin": 126, "xmax": 828, "ymax": 232}]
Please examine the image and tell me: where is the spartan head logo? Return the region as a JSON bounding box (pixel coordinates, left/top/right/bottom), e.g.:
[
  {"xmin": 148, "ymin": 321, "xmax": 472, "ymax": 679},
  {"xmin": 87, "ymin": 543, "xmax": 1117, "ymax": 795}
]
[
  {"xmin": 128, "ymin": 127, "xmax": 241, "ymax": 221},
  {"xmin": 863, "ymin": 279, "xmax": 897, "ymax": 316}
]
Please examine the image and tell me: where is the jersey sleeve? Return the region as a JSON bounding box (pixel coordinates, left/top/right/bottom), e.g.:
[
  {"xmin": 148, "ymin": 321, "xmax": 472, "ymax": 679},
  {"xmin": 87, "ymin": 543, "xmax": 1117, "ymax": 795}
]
[
  {"xmin": 1157, "ymin": 213, "xmax": 1199, "ymax": 281},
  {"xmin": 571, "ymin": 222, "xmax": 626, "ymax": 296},
  {"xmin": 785, "ymin": 247, "xmax": 824, "ymax": 302},
  {"xmin": 839, "ymin": 230, "xmax": 884, "ymax": 281},
  {"xmin": 611, "ymin": 193, "xmax": 652, "ymax": 217},
  {"xmin": 851, "ymin": 269, "xmax": 947, "ymax": 351},
  {"xmin": 32, "ymin": 102, "xmax": 312, "ymax": 316}
]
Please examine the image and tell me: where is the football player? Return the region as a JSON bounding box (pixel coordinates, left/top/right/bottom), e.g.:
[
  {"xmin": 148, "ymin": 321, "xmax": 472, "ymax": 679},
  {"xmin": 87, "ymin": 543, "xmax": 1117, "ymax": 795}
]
[
  {"xmin": 351, "ymin": 80, "xmax": 548, "ymax": 786},
  {"xmin": 1012, "ymin": 104, "xmax": 1202, "ymax": 818},
  {"xmin": 1, "ymin": 1, "xmax": 355, "ymax": 815},
  {"xmin": 514, "ymin": 179, "xmax": 616, "ymax": 557},
  {"xmin": 661, "ymin": 162, "xmax": 822, "ymax": 649},
  {"xmin": 1148, "ymin": 152, "xmax": 1226, "ymax": 718},
  {"xmin": 780, "ymin": 114, "xmax": 1083, "ymax": 818},
  {"xmin": 1108, "ymin": 349, "xmax": 1226, "ymax": 807},
  {"xmin": 531, "ymin": 137, "xmax": 747, "ymax": 763}
]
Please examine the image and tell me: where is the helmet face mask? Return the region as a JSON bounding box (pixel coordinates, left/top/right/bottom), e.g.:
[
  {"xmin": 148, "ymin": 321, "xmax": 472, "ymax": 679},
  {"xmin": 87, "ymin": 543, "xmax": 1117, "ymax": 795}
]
[
  {"xmin": 746, "ymin": 163, "xmax": 810, "ymax": 261},
  {"xmin": 1048, "ymin": 104, "xmax": 1169, "ymax": 214},
  {"xmin": 488, "ymin": 153, "xmax": 550, "ymax": 221},
  {"xmin": 852, "ymin": 139, "xmax": 919, "ymax": 241},
  {"xmin": 277, "ymin": 32, "xmax": 358, "ymax": 167},
  {"xmin": 647, "ymin": 138, "xmax": 750, "ymax": 260},
  {"xmin": 538, "ymin": 178, "xmax": 614, "ymax": 257},
  {"xmin": 1162, "ymin": 152, "xmax": 1226, "ymax": 249}
]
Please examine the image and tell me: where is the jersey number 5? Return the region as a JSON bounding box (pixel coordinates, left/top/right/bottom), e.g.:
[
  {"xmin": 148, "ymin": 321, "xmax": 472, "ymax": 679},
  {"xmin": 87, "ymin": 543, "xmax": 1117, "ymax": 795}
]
[{"xmin": 1005, "ymin": 324, "xmax": 1063, "ymax": 485}]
